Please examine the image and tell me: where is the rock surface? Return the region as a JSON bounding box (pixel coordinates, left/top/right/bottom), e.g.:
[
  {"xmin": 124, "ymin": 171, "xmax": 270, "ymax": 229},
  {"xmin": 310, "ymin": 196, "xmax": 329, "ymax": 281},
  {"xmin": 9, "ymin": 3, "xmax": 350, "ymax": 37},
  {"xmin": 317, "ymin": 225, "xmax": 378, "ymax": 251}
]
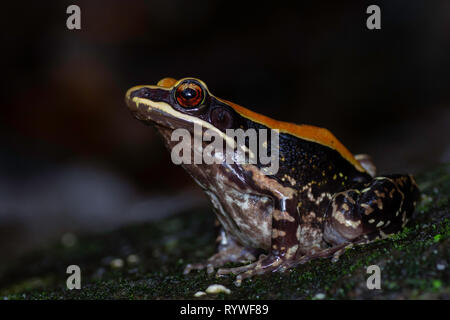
[{"xmin": 0, "ymin": 164, "xmax": 448, "ymax": 300}]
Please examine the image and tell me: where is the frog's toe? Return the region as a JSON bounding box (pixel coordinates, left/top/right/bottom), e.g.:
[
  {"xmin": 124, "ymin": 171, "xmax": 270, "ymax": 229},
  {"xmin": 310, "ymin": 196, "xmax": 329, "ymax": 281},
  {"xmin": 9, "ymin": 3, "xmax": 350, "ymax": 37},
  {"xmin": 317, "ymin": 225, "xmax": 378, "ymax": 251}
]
[
  {"xmin": 216, "ymin": 258, "xmax": 262, "ymax": 277},
  {"xmin": 216, "ymin": 263, "xmax": 259, "ymax": 286},
  {"xmin": 217, "ymin": 254, "xmax": 288, "ymax": 286}
]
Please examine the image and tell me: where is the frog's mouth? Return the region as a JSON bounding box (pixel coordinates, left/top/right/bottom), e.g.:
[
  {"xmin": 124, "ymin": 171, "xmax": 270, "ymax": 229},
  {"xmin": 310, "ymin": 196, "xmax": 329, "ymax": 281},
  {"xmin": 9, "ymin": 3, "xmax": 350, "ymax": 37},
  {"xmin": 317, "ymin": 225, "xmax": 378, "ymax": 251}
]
[{"xmin": 126, "ymin": 85, "xmax": 183, "ymax": 129}]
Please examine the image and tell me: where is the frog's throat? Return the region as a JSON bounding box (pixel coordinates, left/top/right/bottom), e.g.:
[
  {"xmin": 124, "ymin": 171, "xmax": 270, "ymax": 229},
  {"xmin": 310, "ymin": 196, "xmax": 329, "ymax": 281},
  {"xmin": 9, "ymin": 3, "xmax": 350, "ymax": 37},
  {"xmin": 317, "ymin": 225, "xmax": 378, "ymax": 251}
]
[{"xmin": 130, "ymin": 96, "xmax": 237, "ymax": 150}]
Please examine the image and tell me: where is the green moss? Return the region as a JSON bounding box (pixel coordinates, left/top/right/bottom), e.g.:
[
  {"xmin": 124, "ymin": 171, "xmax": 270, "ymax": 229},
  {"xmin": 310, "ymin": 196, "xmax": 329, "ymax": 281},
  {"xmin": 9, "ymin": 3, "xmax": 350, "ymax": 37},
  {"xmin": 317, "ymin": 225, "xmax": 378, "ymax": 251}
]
[{"xmin": 0, "ymin": 164, "xmax": 449, "ymax": 299}]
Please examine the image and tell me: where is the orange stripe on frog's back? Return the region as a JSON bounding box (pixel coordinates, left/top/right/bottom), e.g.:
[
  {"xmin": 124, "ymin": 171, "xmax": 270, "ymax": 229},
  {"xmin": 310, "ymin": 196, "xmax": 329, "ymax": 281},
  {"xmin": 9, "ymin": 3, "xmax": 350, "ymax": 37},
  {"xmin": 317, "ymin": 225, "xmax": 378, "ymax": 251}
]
[{"xmin": 220, "ymin": 98, "xmax": 365, "ymax": 172}]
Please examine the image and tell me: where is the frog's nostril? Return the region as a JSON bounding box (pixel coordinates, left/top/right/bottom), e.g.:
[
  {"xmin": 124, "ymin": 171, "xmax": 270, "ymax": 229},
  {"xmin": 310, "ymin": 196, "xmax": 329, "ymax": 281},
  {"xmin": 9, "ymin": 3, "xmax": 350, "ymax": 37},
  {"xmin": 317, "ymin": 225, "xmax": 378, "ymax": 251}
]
[{"xmin": 130, "ymin": 87, "xmax": 152, "ymax": 100}]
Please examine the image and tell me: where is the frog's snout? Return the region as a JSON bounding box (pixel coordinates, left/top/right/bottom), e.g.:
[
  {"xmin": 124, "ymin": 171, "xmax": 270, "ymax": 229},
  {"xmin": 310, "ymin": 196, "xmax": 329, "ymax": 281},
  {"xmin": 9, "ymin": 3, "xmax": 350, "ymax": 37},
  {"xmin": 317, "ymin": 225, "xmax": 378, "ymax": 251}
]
[
  {"xmin": 125, "ymin": 87, "xmax": 136, "ymax": 111},
  {"xmin": 125, "ymin": 86, "xmax": 150, "ymax": 111}
]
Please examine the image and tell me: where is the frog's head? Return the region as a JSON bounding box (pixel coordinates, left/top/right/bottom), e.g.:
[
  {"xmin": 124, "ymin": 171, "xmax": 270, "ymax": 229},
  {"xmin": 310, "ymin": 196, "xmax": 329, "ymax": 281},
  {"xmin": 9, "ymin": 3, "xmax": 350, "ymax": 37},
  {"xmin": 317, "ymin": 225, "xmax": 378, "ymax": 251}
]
[
  {"xmin": 125, "ymin": 77, "xmax": 244, "ymax": 136},
  {"xmin": 126, "ymin": 77, "xmax": 284, "ymax": 174}
]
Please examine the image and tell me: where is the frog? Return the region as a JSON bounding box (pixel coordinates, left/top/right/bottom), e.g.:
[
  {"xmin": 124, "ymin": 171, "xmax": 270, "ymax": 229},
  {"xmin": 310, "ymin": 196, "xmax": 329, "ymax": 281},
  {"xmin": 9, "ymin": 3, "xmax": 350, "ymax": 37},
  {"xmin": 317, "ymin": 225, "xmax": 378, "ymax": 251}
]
[{"xmin": 125, "ymin": 77, "xmax": 420, "ymax": 285}]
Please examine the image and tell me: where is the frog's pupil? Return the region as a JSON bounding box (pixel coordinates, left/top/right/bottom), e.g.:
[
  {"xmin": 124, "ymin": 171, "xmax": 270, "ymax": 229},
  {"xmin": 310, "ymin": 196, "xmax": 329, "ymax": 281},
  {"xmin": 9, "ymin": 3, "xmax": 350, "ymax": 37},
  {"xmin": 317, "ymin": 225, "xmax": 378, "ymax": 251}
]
[{"xmin": 181, "ymin": 88, "xmax": 197, "ymax": 100}]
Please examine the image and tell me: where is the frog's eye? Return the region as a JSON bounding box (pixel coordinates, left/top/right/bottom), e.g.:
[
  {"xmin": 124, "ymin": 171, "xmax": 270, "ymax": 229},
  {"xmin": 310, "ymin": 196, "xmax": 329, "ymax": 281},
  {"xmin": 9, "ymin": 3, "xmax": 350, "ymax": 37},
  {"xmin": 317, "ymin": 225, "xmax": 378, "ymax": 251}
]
[{"xmin": 175, "ymin": 82, "xmax": 204, "ymax": 108}]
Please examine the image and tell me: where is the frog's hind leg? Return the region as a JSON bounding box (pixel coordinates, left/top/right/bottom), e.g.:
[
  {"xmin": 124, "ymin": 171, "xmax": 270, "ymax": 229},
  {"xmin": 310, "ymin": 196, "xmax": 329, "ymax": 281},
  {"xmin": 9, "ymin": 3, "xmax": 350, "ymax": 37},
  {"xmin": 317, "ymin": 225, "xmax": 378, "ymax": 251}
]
[
  {"xmin": 183, "ymin": 227, "xmax": 260, "ymax": 275},
  {"xmin": 323, "ymin": 174, "xmax": 420, "ymax": 250}
]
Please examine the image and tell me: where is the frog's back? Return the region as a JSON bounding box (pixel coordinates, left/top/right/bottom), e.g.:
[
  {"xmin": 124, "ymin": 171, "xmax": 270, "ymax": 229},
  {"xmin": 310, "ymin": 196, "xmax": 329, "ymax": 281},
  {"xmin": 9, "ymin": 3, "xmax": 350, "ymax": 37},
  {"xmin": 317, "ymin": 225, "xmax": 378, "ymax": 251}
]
[
  {"xmin": 223, "ymin": 99, "xmax": 366, "ymax": 173},
  {"xmin": 233, "ymin": 113, "xmax": 372, "ymax": 195}
]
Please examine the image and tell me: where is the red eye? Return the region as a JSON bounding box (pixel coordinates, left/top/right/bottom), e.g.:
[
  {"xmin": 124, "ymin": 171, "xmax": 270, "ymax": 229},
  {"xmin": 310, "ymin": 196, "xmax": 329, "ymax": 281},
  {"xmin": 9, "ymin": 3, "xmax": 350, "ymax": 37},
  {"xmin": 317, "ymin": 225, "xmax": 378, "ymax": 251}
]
[{"xmin": 175, "ymin": 82, "xmax": 204, "ymax": 108}]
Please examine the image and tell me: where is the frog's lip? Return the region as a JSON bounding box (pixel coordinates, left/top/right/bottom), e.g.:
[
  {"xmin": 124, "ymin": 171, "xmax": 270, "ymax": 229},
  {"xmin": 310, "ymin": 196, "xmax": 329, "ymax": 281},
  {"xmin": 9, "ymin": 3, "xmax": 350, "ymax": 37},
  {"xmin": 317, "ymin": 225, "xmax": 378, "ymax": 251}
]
[
  {"xmin": 125, "ymin": 85, "xmax": 208, "ymax": 131},
  {"xmin": 125, "ymin": 85, "xmax": 171, "ymax": 111},
  {"xmin": 125, "ymin": 85, "xmax": 176, "ymax": 124}
]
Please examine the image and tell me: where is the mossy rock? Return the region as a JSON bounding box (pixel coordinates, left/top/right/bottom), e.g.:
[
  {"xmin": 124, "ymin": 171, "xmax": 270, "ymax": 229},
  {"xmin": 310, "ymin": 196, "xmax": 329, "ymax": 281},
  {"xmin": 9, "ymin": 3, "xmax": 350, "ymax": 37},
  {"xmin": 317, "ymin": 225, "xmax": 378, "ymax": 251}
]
[{"xmin": 1, "ymin": 164, "xmax": 449, "ymax": 299}]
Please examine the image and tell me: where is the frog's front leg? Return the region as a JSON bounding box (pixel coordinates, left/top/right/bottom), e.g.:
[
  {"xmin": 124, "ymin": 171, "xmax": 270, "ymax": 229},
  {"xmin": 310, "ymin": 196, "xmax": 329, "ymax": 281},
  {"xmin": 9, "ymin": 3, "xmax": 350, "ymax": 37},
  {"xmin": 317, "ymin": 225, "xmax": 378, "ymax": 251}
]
[
  {"xmin": 217, "ymin": 196, "xmax": 300, "ymax": 285},
  {"xmin": 183, "ymin": 227, "xmax": 259, "ymax": 275},
  {"xmin": 217, "ymin": 167, "xmax": 301, "ymax": 285}
]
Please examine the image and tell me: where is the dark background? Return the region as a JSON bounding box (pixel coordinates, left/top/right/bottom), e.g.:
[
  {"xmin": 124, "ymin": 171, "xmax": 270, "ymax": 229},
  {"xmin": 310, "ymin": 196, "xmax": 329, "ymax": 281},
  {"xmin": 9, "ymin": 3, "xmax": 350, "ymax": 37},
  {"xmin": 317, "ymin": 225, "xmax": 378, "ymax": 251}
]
[{"xmin": 1, "ymin": 1, "xmax": 449, "ymax": 261}]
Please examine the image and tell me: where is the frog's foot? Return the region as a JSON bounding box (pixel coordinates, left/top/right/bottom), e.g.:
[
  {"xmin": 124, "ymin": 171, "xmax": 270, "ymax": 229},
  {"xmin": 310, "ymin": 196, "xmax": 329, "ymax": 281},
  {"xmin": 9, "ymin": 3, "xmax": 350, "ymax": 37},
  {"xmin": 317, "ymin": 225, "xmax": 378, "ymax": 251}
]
[
  {"xmin": 217, "ymin": 253, "xmax": 291, "ymax": 286},
  {"xmin": 216, "ymin": 242, "xmax": 356, "ymax": 286},
  {"xmin": 183, "ymin": 233, "xmax": 259, "ymax": 275}
]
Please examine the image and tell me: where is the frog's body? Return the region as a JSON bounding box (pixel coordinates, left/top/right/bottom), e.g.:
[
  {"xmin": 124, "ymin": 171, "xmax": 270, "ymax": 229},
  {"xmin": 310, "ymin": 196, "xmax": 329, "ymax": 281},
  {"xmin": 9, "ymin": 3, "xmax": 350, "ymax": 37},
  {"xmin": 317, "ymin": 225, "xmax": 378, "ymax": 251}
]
[{"xmin": 126, "ymin": 77, "xmax": 420, "ymax": 285}]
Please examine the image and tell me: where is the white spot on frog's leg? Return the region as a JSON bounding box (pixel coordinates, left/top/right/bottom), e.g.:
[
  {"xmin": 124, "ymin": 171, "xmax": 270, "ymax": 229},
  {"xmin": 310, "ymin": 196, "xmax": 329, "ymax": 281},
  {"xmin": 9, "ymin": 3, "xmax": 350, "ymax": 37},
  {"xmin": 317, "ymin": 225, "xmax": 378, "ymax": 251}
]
[
  {"xmin": 315, "ymin": 192, "xmax": 331, "ymax": 205},
  {"xmin": 285, "ymin": 245, "xmax": 298, "ymax": 259},
  {"xmin": 298, "ymin": 226, "xmax": 323, "ymax": 248},
  {"xmin": 379, "ymin": 230, "xmax": 389, "ymax": 239},
  {"xmin": 307, "ymin": 189, "xmax": 315, "ymax": 201},
  {"xmin": 376, "ymin": 221, "xmax": 385, "ymax": 227},
  {"xmin": 402, "ymin": 210, "xmax": 407, "ymax": 224},
  {"xmin": 376, "ymin": 198, "xmax": 383, "ymax": 210},
  {"xmin": 368, "ymin": 219, "xmax": 375, "ymax": 224},
  {"xmin": 402, "ymin": 216, "xmax": 409, "ymax": 228},
  {"xmin": 305, "ymin": 188, "xmax": 329, "ymax": 206},
  {"xmin": 283, "ymin": 174, "xmax": 297, "ymax": 187},
  {"xmin": 361, "ymin": 203, "xmax": 374, "ymax": 215},
  {"xmin": 272, "ymin": 229, "xmax": 286, "ymax": 238},
  {"xmin": 374, "ymin": 190, "xmax": 386, "ymax": 198},
  {"xmin": 332, "ymin": 207, "xmax": 361, "ymax": 229}
]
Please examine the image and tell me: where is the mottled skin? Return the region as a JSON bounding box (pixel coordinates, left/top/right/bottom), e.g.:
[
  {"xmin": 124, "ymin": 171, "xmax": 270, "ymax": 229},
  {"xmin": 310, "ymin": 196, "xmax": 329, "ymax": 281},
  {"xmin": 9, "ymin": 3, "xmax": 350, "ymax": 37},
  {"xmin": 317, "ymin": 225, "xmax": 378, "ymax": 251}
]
[{"xmin": 125, "ymin": 77, "xmax": 420, "ymax": 285}]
